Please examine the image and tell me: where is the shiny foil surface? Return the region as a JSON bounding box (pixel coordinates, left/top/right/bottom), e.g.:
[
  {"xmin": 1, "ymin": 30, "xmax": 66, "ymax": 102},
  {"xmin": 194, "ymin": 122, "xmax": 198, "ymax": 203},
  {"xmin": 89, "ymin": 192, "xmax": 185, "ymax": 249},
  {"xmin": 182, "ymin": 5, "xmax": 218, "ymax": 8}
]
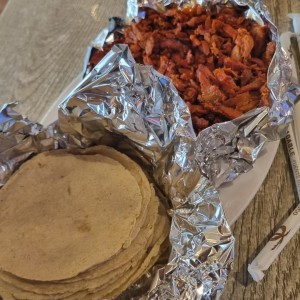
[
  {"xmin": 57, "ymin": 44, "xmax": 234, "ymax": 300},
  {"xmin": 0, "ymin": 0, "xmax": 299, "ymax": 299},
  {"xmin": 87, "ymin": 0, "xmax": 300, "ymax": 186},
  {"xmin": 0, "ymin": 103, "xmax": 54, "ymax": 187}
]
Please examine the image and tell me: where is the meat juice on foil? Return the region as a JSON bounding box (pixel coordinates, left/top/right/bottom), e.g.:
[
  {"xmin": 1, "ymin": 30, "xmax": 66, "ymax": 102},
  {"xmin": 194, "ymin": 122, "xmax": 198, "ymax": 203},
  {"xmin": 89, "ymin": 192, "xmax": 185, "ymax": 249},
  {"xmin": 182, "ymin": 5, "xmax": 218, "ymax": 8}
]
[{"xmin": 1, "ymin": 0, "xmax": 300, "ymax": 299}]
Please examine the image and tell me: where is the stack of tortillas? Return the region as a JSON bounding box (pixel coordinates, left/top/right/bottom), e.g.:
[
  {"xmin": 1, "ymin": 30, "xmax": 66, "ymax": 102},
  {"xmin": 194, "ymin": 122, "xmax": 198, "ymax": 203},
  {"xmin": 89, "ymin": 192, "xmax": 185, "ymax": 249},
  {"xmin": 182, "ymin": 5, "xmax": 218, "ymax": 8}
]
[{"xmin": 0, "ymin": 146, "xmax": 169, "ymax": 300}]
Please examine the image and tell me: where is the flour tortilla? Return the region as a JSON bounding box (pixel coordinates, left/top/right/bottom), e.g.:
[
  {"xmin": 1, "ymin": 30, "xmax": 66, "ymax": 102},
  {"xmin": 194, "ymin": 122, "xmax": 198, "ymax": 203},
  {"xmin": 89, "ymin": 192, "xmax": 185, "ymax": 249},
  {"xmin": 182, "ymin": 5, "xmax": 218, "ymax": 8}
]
[
  {"xmin": 58, "ymin": 207, "xmax": 170, "ymax": 300},
  {"xmin": 63, "ymin": 146, "xmax": 152, "ymax": 249},
  {"xmin": 0, "ymin": 202, "xmax": 167, "ymax": 300},
  {"xmin": 0, "ymin": 185, "xmax": 159, "ymax": 298},
  {"xmin": 97, "ymin": 214, "xmax": 170, "ymax": 299},
  {"xmin": 0, "ymin": 286, "xmax": 15, "ymax": 300},
  {"xmin": 0, "ymin": 145, "xmax": 156, "ymax": 296},
  {"xmin": 0, "ymin": 152, "xmax": 143, "ymax": 281},
  {"xmin": 0, "ymin": 147, "xmax": 169, "ymax": 300},
  {"xmin": 0, "ymin": 250, "xmax": 145, "ymax": 300}
]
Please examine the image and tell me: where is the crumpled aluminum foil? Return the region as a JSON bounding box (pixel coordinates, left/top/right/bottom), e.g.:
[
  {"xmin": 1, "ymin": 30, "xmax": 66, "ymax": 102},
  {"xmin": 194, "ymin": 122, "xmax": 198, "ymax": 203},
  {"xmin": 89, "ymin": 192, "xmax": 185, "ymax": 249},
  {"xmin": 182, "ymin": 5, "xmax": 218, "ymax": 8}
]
[
  {"xmin": 87, "ymin": 0, "xmax": 300, "ymax": 187},
  {"xmin": 0, "ymin": 103, "xmax": 54, "ymax": 187},
  {"xmin": 57, "ymin": 43, "xmax": 234, "ymax": 300},
  {"xmin": 0, "ymin": 44, "xmax": 234, "ymax": 300},
  {"xmin": 55, "ymin": 0, "xmax": 300, "ymax": 298},
  {"xmin": 1, "ymin": 1, "xmax": 300, "ymax": 300}
]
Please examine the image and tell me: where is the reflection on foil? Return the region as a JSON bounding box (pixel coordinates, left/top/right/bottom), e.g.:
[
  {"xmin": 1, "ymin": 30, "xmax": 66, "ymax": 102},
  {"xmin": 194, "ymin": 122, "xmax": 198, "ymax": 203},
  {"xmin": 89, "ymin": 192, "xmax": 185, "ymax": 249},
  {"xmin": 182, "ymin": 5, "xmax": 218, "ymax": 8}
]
[
  {"xmin": 86, "ymin": 0, "xmax": 300, "ymax": 187},
  {"xmin": 81, "ymin": 0, "xmax": 299, "ymax": 298},
  {"xmin": 1, "ymin": 0, "xmax": 300, "ymax": 299},
  {"xmin": 57, "ymin": 44, "xmax": 234, "ymax": 299},
  {"xmin": 0, "ymin": 103, "xmax": 54, "ymax": 187},
  {"xmin": 0, "ymin": 44, "xmax": 235, "ymax": 299}
]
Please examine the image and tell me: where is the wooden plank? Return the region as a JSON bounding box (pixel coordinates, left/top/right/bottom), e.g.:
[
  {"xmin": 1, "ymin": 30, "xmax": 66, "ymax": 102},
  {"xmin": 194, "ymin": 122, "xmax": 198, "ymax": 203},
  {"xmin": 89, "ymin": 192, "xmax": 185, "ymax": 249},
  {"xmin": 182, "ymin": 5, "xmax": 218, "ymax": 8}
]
[
  {"xmin": 0, "ymin": 0, "xmax": 8, "ymax": 14},
  {"xmin": 222, "ymin": 142, "xmax": 300, "ymax": 299},
  {"xmin": 222, "ymin": 1, "xmax": 300, "ymax": 299},
  {"xmin": 0, "ymin": 1, "xmax": 299, "ymax": 299},
  {"xmin": 266, "ymin": 0, "xmax": 300, "ymax": 33},
  {"xmin": 0, "ymin": 0, "xmax": 126, "ymax": 120}
]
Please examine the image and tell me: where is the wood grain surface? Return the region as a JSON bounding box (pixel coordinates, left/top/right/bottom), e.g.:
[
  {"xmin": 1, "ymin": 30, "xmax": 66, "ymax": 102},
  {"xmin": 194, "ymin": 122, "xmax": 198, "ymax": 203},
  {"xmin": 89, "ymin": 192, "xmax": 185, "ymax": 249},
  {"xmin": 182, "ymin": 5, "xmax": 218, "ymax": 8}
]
[
  {"xmin": 0, "ymin": 0, "xmax": 126, "ymax": 120},
  {"xmin": 0, "ymin": 0, "xmax": 8, "ymax": 14},
  {"xmin": 0, "ymin": 1, "xmax": 299, "ymax": 300},
  {"xmin": 222, "ymin": 1, "xmax": 300, "ymax": 299}
]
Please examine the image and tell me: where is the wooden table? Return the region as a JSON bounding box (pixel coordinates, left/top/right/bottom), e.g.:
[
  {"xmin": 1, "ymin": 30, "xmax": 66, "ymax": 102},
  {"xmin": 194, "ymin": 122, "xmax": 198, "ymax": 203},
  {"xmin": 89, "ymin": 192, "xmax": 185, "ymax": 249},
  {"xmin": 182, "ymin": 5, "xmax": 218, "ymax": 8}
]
[{"xmin": 0, "ymin": 1, "xmax": 299, "ymax": 299}]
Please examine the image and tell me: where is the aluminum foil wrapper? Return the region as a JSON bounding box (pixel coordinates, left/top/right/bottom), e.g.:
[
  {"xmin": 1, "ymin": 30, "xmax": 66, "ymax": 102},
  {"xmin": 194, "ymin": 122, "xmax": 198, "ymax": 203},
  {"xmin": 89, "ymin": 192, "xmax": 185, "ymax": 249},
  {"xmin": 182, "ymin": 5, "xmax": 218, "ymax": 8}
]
[
  {"xmin": 0, "ymin": 44, "xmax": 234, "ymax": 299},
  {"xmin": 87, "ymin": 0, "xmax": 300, "ymax": 187},
  {"xmin": 62, "ymin": 0, "xmax": 300, "ymax": 298},
  {"xmin": 57, "ymin": 44, "xmax": 234, "ymax": 299},
  {"xmin": 0, "ymin": 1, "xmax": 299, "ymax": 300},
  {"xmin": 0, "ymin": 103, "xmax": 54, "ymax": 187}
]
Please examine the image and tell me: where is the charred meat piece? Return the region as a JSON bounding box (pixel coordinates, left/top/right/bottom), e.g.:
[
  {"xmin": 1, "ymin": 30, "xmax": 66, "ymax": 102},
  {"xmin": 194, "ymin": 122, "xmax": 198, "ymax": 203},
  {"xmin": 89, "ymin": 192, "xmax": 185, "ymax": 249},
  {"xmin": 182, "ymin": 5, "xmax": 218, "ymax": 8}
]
[{"xmin": 89, "ymin": 4, "xmax": 275, "ymax": 133}]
